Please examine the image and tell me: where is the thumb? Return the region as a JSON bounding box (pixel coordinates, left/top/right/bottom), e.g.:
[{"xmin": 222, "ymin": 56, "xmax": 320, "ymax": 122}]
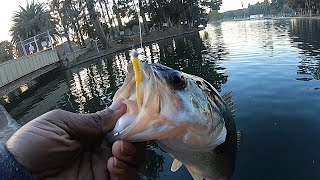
[
  {"xmin": 44, "ymin": 100, "xmax": 126, "ymax": 145},
  {"xmin": 96, "ymin": 100, "xmax": 127, "ymax": 133}
]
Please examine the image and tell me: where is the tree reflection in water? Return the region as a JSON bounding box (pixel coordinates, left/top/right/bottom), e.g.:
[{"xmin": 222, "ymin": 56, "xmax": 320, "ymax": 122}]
[
  {"xmin": 138, "ymin": 141, "xmax": 165, "ymax": 180},
  {"xmin": 289, "ymin": 19, "xmax": 320, "ymax": 81}
]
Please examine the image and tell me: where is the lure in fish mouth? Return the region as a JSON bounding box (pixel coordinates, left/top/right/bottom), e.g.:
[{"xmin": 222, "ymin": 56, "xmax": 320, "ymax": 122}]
[{"xmin": 107, "ymin": 62, "xmax": 239, "ymax": 180}]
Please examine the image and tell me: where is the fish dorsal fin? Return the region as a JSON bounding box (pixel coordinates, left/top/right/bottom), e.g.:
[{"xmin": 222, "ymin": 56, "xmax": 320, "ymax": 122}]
[
  {"xmin": 222, "ymin": 92, "xmax": 235, "ymax": 117},
  {"xmin": 185, "ymin": 165, "xmax": 203, "ymax": 180},
  {"xmin": 237, "ymin": 130, "xmax": 243, "ymax": 150},
  {"xmin": 171, "ymin": 159, "xmax": 183, "ymax": 172}
]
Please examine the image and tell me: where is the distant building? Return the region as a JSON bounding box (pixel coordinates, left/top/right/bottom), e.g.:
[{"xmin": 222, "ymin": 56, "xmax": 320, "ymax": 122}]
[{"xmin": 249, "ymin": 14, "xmax": 264, "ymax": 19}]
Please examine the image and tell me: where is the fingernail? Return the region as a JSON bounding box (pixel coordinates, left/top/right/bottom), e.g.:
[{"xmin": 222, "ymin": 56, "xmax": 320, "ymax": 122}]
[
  {"xmin": 120, "ymin": 140, "xmax": 136, "ymax": 155},
  {"xmin": 109, "ymin": 99, "xmax": 124, "ymax": 111},
  {"xmin": 113, "ymin": 157, "xmax": 126, "ymax": 169},
  {"xmin": 113, "ymin": 157, "xmax": 117, "ymax": 167}
]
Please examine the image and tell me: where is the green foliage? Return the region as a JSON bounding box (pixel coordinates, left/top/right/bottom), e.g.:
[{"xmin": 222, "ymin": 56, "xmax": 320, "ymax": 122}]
[
  {"xmin": 10, "ymin": 1, "xmax": 58, "ymax": 43},
  {"xmin": 10, "ymin": 0, "xmax": 223, "ymax": 49},
  {"xmin": 286, "ymin": 0, "xmax": 305, "ymax": 10},
  {"xmin": 208, "ymin": 10, "xmax": 222, "ymax": 21},
  {"xmin": 0, "ymin": 41, "xmax": 14, "ymax": 62},
  {"xmin": 146, "ymin": 0, "xmax": 222, "ymax": 27},
  {"xmin": 285, "ymin": 0, "xmax": 320, "ymax": 15},
  {"xmin": 270, "ymin": 0, "xmax": 285, "ymax": 14},
  {"xmin": 211, "ymin": 0, "xmax": 297, "ymax": 20}
]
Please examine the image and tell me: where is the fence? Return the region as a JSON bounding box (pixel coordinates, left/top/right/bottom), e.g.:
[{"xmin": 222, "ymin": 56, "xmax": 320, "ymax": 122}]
[{"xmin": 17, "ymin": 30, "xmax": 54, "ymax": 57}]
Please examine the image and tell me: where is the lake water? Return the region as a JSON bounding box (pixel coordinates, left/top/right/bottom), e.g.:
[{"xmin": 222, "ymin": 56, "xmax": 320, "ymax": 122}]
[{"xmin": 1, "ymin": 19, "xmax": 320, "ymax": 179}]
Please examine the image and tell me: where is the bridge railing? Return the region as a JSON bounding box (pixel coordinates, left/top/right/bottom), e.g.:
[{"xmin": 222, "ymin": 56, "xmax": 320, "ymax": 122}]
[
  {"xmin": 16, "ymin": 30, "xmax": 55, "ymax": 57},
  {"xmin": 0, "ymin": 50, "xmax": 60, "ymax": 88}
]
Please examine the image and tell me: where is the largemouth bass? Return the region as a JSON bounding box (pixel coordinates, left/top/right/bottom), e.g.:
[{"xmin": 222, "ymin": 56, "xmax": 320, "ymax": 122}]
[{"xmin": 107, "ymin": 62, "xmax": 240, "ymax": 180}]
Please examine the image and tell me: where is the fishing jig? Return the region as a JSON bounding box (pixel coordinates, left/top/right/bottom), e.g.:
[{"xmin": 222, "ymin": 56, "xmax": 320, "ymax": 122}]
[{"xmin": 132, "ymin": 50, "xmax": 143, "ymax": 110}]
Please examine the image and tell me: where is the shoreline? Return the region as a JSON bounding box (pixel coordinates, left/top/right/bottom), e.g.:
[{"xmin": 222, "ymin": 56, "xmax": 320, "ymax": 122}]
[
  {"xmin": 71, "ymin": 27, "xmax": 204, "ymax": 67},
  {"xmin": 272, "ymin": 16, "xmax": 320, "ymax": 20},
  {"xmin": 218, "ymin": 15, "xmax": 320, "ymax": 22},
  {"xmin": 0, "ymin": 27, "xmax": 204, "ymax": 100}
]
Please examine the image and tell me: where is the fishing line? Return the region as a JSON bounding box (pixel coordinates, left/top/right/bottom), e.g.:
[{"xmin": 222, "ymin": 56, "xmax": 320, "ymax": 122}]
[
  {"xmin": 105, "ymin": 0, "xmax": 145, "ymax": 143},
  {"xmin": 133, "ymin": 0, "xmax": 143, "ymax": 49}
]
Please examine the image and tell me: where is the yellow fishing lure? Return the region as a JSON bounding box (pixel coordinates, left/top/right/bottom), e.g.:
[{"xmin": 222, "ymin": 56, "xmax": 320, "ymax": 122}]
[{"xmin": 132, "ymin": 50, "xmax": 143, "ymax": 110}]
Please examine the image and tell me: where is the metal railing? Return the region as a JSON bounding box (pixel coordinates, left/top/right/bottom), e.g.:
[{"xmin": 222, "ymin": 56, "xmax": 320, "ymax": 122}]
[{"xmin": 17, "ymin": 30, "xmax": 54, "ymax": 57}]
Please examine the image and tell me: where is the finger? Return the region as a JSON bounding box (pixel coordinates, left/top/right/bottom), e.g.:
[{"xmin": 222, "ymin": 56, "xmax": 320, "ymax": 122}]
[
  {"xmin": 91, "ymin": 142, "xmax": 112, "ymax": 180},
  {"xmin": 112, "ymin": 141, "xmax": 146, "ymax": 170},
  {"xmin": 96, "ymin": 100, "xmax": 127, "ymax": 133},
  {"xmin": 107, "ymin": 157, "xmax": 137, "ymax": 180},
  {"xmin": 112, "ymin": 140, "xmax": 137, "ymax": 165},
  {"xmin": 42, "ymin": 101, "xmax": 126, "ymax": 146}
]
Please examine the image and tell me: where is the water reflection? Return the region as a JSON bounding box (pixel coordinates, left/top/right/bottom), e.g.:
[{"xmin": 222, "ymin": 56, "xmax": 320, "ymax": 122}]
[
  {"xmin": 289, "ymin": 19, "xmax": 320, "ymax": 81},
  {"xmin": 139, "ymin": 141, "xmax": 165, "ymax": 180},
  {"xmin": 200, "ymin": 22, "xmax": 229, "ymax": 91},
  {"xmin": 61, "ymin": 32, "xmax": 230, "ymax": 116},
  {"xmin": 1, "ymin": 75, "xmax": 68, "ymax": 124}
]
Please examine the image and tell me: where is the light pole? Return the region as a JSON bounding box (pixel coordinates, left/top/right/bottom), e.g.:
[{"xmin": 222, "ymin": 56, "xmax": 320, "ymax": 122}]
[{"xmin": 241, "ymin": 2, "xmax": 245, "ymax": 19}]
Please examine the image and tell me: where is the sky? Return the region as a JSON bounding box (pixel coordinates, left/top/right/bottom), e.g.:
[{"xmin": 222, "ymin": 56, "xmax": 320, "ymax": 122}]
[{"xmin": 0, "ymin": 0, "xmax": 263, "ymax": 42}]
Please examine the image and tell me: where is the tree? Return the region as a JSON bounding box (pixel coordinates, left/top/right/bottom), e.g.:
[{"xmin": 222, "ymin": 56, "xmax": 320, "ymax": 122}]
[
  {"xmin": 85, "ymin": 0, "xmax": 110, "ymax": 48},
  {"xmin": 286, "ymin": 0, "xmax": 305, "ymax": 10},
  {"xmin": 213, "ymin": 0, "xmax": 300, "ymax": 20},
  {"xmin": 50, "ymin": 0, "xmax": 73, "ymax": 51},
  {"xmin": 9, "ymin": 0, "xmax": 224, "ymax": 49},
  {"xmin": 270, "ymin": 0, "xmax": 285, "ymax": 14},
  {"xmin": 285, "ymin": 0, "xmax": 320, "ymax": 15},
  {"xmin": 10, "ymin": 1, "xmax": 58, "ymax": 43},
  {"xmin": 0, "ymin": 41, "xmax": 14, "ymax": 62},
  {"xmin": 66, "ymin": 0, "xmax": 86, "ymax": 46},
  {"xmin": 139, "ymin": 0, "xmax": 149, "ymax": 34},
  {"xmin": 113, "ymin": 0, "xmax": 125, "ymax": 32},
  {"xmin": 145, "ymin": 0, "xmax": 222, "ymax": 28}
]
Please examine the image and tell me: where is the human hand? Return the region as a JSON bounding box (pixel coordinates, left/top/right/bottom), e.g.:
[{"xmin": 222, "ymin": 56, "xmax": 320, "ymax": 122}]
[{"xmin": 5, "ymin": 100, "xmax": 145, "ymax": 180}]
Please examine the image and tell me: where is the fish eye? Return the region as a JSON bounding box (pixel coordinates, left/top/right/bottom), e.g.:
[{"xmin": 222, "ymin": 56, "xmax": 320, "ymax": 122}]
[{"xmin": 169, "ymin": 71, "xmax": 186, "ymax": 90}]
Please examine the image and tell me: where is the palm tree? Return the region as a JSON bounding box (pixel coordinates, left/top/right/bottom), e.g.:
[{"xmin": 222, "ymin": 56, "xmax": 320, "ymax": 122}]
[{"xmin": 10, "ymin": 1, "xmax": 58, "ymax": 43}]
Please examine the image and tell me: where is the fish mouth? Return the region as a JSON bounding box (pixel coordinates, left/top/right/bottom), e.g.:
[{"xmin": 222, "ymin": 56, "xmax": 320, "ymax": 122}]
[{"xmin": 107, "ymin": 63, "xmax": 182, "ymax": 143}]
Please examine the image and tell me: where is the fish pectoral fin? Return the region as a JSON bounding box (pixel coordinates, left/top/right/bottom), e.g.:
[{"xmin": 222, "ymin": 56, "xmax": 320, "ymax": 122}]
[
  {"xmin": 222, "ymin": 92, "xmax": 235, "ymax": 117},
  {"xmin": 171, "ymin": 159, "xmax": 183, "ymax": 172},
  {"xmin": 237, "ymin": 130, "xmax": 243, "ymax": 151},
  {"xmin": 185, "ymin": 165, "xmax": 203, "ymax": 180}
]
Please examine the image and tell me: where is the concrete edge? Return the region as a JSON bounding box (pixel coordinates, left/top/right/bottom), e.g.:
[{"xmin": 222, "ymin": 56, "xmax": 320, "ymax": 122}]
[{"xmin": 0, "ymin": 105, "xmax": 20, "ymax": 143}]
